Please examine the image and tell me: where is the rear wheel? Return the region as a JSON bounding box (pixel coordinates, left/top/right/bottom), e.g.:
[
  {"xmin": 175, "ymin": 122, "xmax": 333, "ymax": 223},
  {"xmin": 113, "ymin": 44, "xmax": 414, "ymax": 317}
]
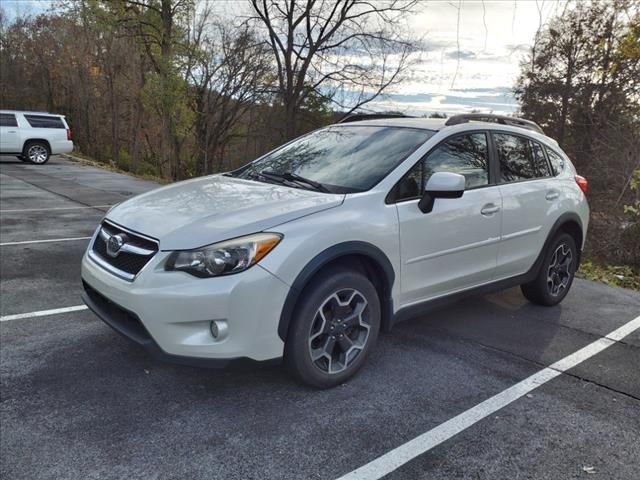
[
  {"xmin": 24, "ymin": 141, "xmax": 50, "ymax": 164},
  {"xmin": 285, "ymin": 266, "xmax": 381, "ymax": 388},
  {"xmin": 521, "ymin": 233, "xmax": 577, "ymax": 306}
]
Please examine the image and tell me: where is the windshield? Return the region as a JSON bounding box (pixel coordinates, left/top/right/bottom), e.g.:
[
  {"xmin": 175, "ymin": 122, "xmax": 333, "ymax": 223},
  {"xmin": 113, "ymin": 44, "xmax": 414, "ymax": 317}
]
[{"xmin": 234, "ymin": 126, "xmax": 434, "ymax": 193}]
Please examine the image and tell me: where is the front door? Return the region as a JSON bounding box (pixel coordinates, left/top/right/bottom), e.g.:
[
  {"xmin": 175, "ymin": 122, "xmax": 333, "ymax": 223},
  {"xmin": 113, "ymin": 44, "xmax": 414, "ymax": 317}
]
[{"xmin": 394, "ymin": 132, "xmax": 503, "ymax": 307}]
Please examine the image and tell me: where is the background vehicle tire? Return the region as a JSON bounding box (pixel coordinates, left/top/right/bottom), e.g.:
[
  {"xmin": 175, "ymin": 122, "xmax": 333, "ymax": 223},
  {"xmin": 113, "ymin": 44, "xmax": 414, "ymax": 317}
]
[
  {"xmin": 17, "ymin": 155, "xmax": 27, "ymax": 162},
  {"xmin": 23, "ymin": 141, "xmax": 50, "ymax": 164},
  {"xmin": 285, "ymin": 266, "xmax": 381, "ymax": 388},
  {"xmin": 521, "ymin": 232, "xmax": 577, "ymax": 306}
]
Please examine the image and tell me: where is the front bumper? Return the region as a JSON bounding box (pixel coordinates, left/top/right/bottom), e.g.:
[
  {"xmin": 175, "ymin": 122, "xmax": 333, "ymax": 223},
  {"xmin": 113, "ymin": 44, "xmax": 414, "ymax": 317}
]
[{"xmin": 81, "ymin": 248, "xmax": 290, "ymax": 365}]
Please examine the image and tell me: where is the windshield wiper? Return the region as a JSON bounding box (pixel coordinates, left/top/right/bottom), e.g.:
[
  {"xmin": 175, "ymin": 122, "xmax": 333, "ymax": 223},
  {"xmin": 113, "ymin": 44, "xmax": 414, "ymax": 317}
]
[{"xmin": 260, "ymin": 170, "xmax": 330, "ymax": 193}]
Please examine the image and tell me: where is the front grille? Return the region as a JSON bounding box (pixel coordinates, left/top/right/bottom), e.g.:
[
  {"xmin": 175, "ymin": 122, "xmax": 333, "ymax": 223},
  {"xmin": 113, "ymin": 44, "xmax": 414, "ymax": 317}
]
[{"xmin": 91, "ymin": 221, "xmax": 158, "ymax": 278}]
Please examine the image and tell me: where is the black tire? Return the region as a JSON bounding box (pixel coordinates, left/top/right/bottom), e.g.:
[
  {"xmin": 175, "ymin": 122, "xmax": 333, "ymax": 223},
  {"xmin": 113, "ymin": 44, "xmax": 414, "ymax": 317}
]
[
  {"xmin": 17, "ymin": 155, "xmax": 27, "ymax": 162},
  {"xmin": 521, "ymin": 233, "xmax": 577, "ymax": 306},
  {"xmin": 285, "ymin": 266, "xmax": 381, "ymax": 388},
  {"xmin": 23, "ymin": 141, "xmax": 50, "ymax": 164}
]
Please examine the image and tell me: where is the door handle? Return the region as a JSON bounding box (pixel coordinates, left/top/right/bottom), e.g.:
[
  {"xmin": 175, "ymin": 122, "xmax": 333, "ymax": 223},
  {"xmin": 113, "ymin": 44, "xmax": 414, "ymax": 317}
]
[
  {"xmin": 545, "ymin": 191, "xmax": 560, "ymax": 201},
  {"xmin": 481, "ymin": 204, "xmax": 500, "ymax": 216},
  {"xmin": 7, "ymin": 130, "xmax": 17, "ymax": 133}
]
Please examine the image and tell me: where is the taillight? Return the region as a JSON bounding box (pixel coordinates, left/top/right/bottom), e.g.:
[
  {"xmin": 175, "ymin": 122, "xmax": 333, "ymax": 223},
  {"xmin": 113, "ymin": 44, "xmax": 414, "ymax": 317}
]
[
  {"xmin": 575, "ymin": 175, "xmax": 587, "ymax": 194},
  {"xmin": 66, "ymin": 129, "xmax": 72, "ymax": 141}
]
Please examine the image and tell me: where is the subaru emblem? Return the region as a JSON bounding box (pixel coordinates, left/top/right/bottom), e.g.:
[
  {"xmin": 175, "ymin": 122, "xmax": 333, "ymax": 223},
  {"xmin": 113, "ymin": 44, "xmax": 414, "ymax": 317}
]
[{"xmin": 106, "ymin": 234, "xmax": 126, "ymax": 257}]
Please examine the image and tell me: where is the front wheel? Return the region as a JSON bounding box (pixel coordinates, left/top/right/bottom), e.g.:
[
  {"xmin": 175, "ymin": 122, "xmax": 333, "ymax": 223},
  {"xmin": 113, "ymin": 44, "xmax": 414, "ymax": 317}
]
[
  {"xmin": 285, "ymin": 266, "xmax": 381, "ymax": 388},
  {"xmin": 521, "ymin": 233, "xmax": 577, "ymax": 306},
  {"xmin": 24, "ymin": 142, "xmax": 50, "ymax": 164}
]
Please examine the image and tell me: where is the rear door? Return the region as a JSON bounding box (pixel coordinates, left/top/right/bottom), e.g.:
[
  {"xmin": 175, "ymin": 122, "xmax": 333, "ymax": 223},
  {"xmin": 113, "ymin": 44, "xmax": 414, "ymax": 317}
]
[
  {"xmin": 394, "ymin": 131, "xmax": 503, "ymax": 306},
  {"xmin": 0, "ymin": 113, "xmax": 21, "ymax": 152},
  {"xmin": 493, "ymin": 132, "xmax": 559, "ymax": 278}
]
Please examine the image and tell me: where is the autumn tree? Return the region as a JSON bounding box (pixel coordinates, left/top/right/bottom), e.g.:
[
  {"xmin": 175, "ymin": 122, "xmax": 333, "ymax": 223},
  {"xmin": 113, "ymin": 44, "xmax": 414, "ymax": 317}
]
[
  {"xmin": 112, "ymin": 0, "xmax": 194, "ymax": 179},
  {"xmin": 249, "ymin": 0, "xmax": 418, "ymax": 140}
]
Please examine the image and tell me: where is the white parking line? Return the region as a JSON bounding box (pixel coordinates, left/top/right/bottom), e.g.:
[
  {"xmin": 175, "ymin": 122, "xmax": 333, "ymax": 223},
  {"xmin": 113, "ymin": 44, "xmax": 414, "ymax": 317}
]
[
  {"xmin": 336, "ymin": 315, "xmax": 640, "ymax": 480},
  {"xmin": 0, "ymin": 305, "xmax": 88, "ymax": 322},
  {"xmin": 0, "ymin": 205, "xmax": 111, "ymax": 213},
  {"xmin": 0, "ymin": 236, "xmax": 92, "ymax": 246}
]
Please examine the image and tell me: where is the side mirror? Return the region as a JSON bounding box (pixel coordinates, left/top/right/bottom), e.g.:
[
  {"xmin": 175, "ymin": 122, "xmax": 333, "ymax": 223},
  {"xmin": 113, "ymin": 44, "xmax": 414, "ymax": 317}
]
[{"xmin": 418, "ymin": 172, "xmax": 465, "ymax": 214}]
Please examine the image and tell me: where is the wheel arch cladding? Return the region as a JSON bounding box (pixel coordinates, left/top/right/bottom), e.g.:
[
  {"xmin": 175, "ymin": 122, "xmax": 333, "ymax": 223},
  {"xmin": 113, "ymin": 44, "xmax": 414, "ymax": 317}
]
[
  {"xmin": 540, "ymin": 213, "xmax": 584, "ymax": 272},
  {"xmin": 277, "ymin": 241, "xmax": 395, "ymax": 341},
  {"xmin": 558, "ymin": 219, "xmax": 583, "ymax": 252}
]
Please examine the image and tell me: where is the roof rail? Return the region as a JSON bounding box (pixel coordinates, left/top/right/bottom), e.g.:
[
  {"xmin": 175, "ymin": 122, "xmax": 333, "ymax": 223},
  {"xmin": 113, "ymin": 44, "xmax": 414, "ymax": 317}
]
[
  {"xmin": 444, "ymin": 114, "xmax": 544, "ymax": 134},
  {"xmin": 338, "ymin": 113, "xmax": 414, "ymax": 123}
]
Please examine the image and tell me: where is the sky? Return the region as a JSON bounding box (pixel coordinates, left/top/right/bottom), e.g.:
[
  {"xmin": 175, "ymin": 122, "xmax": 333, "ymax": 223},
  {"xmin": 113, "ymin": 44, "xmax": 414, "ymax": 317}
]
[
  {"xmin": 373, "ymin": 0, "xmax": 570, "ymax": 116},
  {"xmin": 2, "ymin": 0, "xmax": 570, "ymax": 116}
]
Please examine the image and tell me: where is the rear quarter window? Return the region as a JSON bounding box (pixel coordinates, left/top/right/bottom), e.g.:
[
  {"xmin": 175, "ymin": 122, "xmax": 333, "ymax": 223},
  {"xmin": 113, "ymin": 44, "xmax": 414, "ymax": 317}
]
[
  {"xmin": 24, "ymin": 114, "xmax": 65, "ymax": 129},
  {"xmin": 545, "ymin": 147, "xmax": 566, "ymax": 176}
]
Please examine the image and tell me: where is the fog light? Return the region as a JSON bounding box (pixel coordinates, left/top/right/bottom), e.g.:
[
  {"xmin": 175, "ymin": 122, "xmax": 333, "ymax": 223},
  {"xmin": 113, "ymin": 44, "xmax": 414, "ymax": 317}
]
[{"xmin": 210, "ymin": 320, "xmax": 228, "ymax": 341}]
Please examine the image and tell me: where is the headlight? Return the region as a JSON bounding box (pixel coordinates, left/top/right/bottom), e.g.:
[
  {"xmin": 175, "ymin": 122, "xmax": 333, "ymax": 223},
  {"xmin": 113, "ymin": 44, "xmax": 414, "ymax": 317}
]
[{"xmin": 165, "ymin": 232, "xmax": 282, "ymax": 278}]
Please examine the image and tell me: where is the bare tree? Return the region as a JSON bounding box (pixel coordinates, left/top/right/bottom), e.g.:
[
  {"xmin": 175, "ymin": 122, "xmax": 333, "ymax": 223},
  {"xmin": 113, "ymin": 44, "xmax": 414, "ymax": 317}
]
[
  {"xmin": 250, "ymin": 0, "xmax": 418, "ymax": 139},
  {"xmin": 185, "ymin": 6, "xmax": 273, "ymax": 174}
]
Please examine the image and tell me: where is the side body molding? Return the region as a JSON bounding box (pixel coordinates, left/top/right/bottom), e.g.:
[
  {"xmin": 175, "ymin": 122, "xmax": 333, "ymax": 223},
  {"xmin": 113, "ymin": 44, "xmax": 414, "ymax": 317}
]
[{"xmin": 277, "ymin": 241, "xmax": 395, "ymax": 341}]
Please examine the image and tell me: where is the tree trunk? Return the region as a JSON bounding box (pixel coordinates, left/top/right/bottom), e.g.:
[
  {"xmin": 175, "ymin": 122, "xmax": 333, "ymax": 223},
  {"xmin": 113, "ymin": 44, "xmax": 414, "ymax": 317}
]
[
  {"xmin": 159, "ymin": 0, "xmax": 175, "ymax": 179},
  {"xmin": 558, "ymin": 50, "xmax": 574, "ymax": 145},
  {"xmin": 108, "ymin": 72, "xmax": 119, "ymax": 166},
  {"xmin": 130, "ymin": 52, "xmax": 146, "ymax": 172},
  {"xmin": 284, "ymin": 99, "xmax": 297, "ymax": 140}
]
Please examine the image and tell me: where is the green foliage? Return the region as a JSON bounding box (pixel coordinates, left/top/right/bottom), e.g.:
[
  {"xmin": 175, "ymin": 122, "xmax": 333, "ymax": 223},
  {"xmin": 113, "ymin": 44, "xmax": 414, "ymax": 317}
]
[
  {"xmin": 117, "ymin": 147, "xmax": 130, "ymax": 171},
  {"xmin": 623, "ymin": 169, "xmax": 640, "ymax": 217},
  {"xmin": 578, "ymin": 259, "xmax": 640, "ymax": 290},
  {"xmin": 141, "ymin": 71, "xmax": 193, "ymax": 140}
]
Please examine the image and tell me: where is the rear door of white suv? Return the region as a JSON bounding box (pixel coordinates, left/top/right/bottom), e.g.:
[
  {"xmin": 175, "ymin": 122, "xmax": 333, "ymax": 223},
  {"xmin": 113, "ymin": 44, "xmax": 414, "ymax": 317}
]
[
  {"xmin": 0, "ymin": 112, "xmax": 21, "ymax": 152},
  {"xmin": 393, "ymin": 131, "xmax": 503, "ymax": 306},
  {"xmin": 492, "ymin": 131, "xmax": 561, "ymax": 279}
]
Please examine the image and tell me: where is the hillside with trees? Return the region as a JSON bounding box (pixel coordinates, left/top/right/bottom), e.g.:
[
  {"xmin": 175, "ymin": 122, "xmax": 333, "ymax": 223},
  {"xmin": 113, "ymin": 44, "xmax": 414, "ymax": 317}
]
[{"xmin": 0, "ymin": 0, "xmax": 416, "ymax": 179}]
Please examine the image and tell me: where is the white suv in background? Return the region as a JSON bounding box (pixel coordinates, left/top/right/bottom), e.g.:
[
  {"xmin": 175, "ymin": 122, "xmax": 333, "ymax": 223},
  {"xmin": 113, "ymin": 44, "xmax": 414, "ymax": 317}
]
[
  {"xmin": 81, "ymin": 114, "xmax": 589, "ymax": 388},
  {"xmin": 0, "ymin": 110, "xmax": 73, "ymax": 164}
]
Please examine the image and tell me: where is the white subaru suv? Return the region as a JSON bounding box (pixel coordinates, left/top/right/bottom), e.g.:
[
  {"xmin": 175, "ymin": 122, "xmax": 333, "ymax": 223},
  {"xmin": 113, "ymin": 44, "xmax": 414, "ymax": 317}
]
[
  {"xmin": 81, "ymin": 114, "xmax": 589, "ymax": 388},
  {"xmin": 0, "ymin": 110, "xmax": 73, "ymax": 164}
]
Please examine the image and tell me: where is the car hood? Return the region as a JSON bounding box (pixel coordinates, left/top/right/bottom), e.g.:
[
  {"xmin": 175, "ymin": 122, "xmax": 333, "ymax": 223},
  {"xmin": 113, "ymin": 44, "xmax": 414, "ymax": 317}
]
[{"xmin": 106, "ymin": 175, "xmax": 344, "ymax": 250}]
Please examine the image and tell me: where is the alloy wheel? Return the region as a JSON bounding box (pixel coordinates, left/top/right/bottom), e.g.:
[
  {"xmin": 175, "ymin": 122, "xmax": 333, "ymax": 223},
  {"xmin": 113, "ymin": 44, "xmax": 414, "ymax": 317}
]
[
  {"xmin": 308, "ymin": 289, "xmax": 371, "ymax": 374},
  {"xmin": 547, "ymin": 243, "xmax": 573, "ymax": 297},
  {"xmin": 27, "ymin": 145, "xmax": 48, "ymax": 164}
]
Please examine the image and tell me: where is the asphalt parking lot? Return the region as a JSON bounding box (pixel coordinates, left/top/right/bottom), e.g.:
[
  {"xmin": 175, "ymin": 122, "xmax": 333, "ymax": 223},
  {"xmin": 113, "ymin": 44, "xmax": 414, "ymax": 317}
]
[{"xmin": 1, "ymin": 155, "xmax": 639, "ymax": 480}]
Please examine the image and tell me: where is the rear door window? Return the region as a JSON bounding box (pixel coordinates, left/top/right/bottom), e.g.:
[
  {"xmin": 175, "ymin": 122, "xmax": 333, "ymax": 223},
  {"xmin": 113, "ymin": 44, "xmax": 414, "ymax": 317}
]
[
  {"xmin": 529, "ymin": 140, "xmax": 551, "ymax": 177},
  {"xmin": 493, "ymin": 133, "xmax": 536, "ymax": 182},
  {"xmin": 24, "ymin": 114, "xmax": 65, "ymax": 129},
  {"xmin": 0, "ymin": 113, "xmax": 18, "ymax": 127}
]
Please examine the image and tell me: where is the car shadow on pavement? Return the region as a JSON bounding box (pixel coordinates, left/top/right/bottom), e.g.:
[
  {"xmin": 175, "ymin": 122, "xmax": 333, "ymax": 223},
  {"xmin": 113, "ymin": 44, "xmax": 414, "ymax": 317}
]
[{"xmin": 392, "ymin": 287, "xmax": 565, "ymax": 368}]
